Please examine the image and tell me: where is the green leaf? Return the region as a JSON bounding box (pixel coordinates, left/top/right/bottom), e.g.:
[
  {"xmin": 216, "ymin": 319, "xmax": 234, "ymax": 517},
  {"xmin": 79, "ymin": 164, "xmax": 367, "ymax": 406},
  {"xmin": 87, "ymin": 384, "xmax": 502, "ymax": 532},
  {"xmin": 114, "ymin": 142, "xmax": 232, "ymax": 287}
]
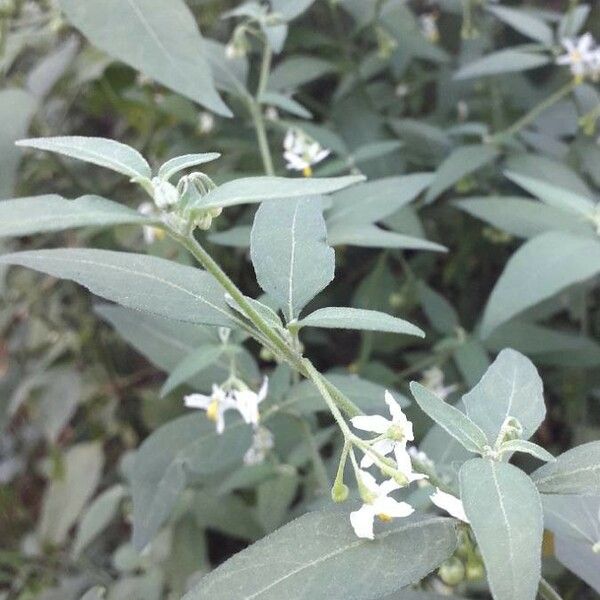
[
  {"xmin": 425, "ymin": 145, "xmax": 499, "ymax": 202},
  {"xmin": 0, "ymin": 88, "xmax": 37, "ymax": 198},
  {"xmin": 0, "ymin": 194, "xmax": 153, "ymax": 238},
  {"xmin": 269, "ymin": 56, "xmax": 336, "ymax": 91},
  {"xmin": 409, "ymin": 382, "xmax": 488, "ymax": 454},
  {"xmin": 460, "ymin": 458, "xmax": 543, "ymax": 600},
  {"xmin": 486, "ymin": 5, "xmax": 553, "ymax": 45},
  {"xmin": 271, "ymin": 0, "xmax": 316, "ymax": 21},
  {"xmin": 160, "ymin": 345, "xmax": 223, "ymax": 397},
  {"xmin": 454, "ymin": 49, "xmax": 550, "ymax": 80},
  {"xmin": 461, "ymin": 348, "xmax": 545, "ymax": 444},
  {"xmin": 327, "ymin": 173, "xmax": 432, "ymax": 226},
  {"xmin": 481, "ymin": 232, "xmax": 600, "ymax": 337},
  {"xmin": 258, "ymin": 91, "xmax": 311, "ymax": 119},
  {"xmin": 327, "ymin": 223, "xmax": 446, "ymax": 252},
  {"xmin": 132, "ymin": 415, "xmax": 252, "ymax": 550},
  {"xmin": 182, "ymin": 513, "xmax": 457, "ymax": 600},
  {"xmin": 158, "ymin": 153, "xmax": 221, "ymax": 181},
  {"xmin": 417, "ymin": 281, "xmax": 460, "ymax": 335},
  {"xmin": 251, "ymin": 196, "xmax": 334, "ymax": 320},
  {"xmin": 531, "ymin": 442, "xmax": 600, "ymax": 495},
  {"xmin": 38, "ymin": 443, "xmax": 104, "ymax": 546},
  {"xmin": 499, "ymin": 439, "xmax": 555, "ymax": 463},
  {"xmin": 58, "ymin": 0, "xmax": 230, "ymax": 116},
  {"xmin": 0, "ymin": 249, "xmax": 234, "ymax": 328},
  {"xmin": 73, "ymin": 484, "xmax": 126, "ymax": 558},
  {"xmin": 193, "ymin": 175, "xmax": 364, "ymax": 210},
  {"xmin": 298, "ymin": 307, "xmax": 424, "ymax": 337},
  {"xmin": 225, "ymin": 294, "xmax": 284, "ymax": 330},
  {"xmin": 256, "ymin": 470, "xmax": 298, "ymax": 532},
  {"xmin": 17, "ymin": 136, "xmax": 151, "ymax": 181},
  {"xmin": 505, "ymin": 171, "xmax": 595, "ymax": 216},
  {"xmin": 455, "ymin": 196, "xmax": 591, "ymax": 239}
]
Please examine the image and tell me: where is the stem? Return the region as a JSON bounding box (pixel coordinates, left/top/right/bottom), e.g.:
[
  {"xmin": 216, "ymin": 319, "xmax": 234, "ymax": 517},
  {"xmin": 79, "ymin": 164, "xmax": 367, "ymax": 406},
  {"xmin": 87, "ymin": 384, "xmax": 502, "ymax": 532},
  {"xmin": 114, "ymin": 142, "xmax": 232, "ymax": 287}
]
[
  {"xmin": 490, "ymin": 81, "xmax": 578, "ymax": 143},
  {"xmin": 538, "ymin": 578, "xmax": 564, "ymax": 600},
  {"xmin": 249, "ymin": 39, "xmax": 275, "ymax": 175}
]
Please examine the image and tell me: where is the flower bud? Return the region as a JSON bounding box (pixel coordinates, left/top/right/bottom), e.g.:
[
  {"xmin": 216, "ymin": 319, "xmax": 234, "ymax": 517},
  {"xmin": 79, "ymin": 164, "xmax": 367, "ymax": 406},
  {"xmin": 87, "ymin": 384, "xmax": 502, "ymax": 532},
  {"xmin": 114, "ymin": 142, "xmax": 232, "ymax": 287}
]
[
  {"xmin": 438, "ymin": 557, "xmax": 465, "ymax": 586},
  {"xmin": 152, "ymin": 177, "xmax": 179, "ymax": 209},
  {"xmin": 465, "ymin": 560, "xmax": 485, "ymax": 581},
  {"xmin": 331, "ymin": 482, "xmax": 349, "ymax": 503}
]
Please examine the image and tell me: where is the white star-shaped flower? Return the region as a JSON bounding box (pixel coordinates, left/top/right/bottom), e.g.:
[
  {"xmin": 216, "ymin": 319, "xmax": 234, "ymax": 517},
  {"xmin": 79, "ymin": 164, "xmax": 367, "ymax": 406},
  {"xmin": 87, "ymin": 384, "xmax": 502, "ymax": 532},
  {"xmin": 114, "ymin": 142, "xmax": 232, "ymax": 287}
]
[
  {"xmin": 350, "ymin": 470, "xmax": 414, "ymax": 539},
  {"xmin": 430, "ymin": 488, "xmax": 469, "ymax": 523},
  {"xmin": 351, "ymin": 391, "xmax": 414, "ymax": 469},
  {"xmin": 556, "ymin": 33, "xmax": 597, "ymax": 80},
  {"xmin": 283, "ymin": 129, "xmax": 330, "ymax": 176},
  {"xmin": 232, "ymin": 377, "xmax": 268, "ymax": 427},
  {"xmin": 184, "ymin": 384, "xmax": 236, "ymax": 434}
]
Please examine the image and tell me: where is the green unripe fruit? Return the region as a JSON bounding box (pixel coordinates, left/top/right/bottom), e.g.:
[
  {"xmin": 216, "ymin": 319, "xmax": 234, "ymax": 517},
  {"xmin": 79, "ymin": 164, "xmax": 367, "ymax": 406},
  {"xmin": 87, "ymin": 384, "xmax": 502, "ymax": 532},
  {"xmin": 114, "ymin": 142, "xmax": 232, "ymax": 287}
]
[
  {"xmin": 331, "ymin": 482, "xmax": 349, "ymax": 503},
  {"xmin": 438, "ymin": 557, "xmax": 465, "ymax": 586}
]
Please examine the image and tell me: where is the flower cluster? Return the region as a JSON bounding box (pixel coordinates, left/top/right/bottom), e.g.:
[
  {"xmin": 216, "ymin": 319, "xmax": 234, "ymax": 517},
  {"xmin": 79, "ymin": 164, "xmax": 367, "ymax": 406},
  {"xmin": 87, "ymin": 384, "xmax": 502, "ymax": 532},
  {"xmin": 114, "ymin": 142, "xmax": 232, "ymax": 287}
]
[
  {"xmin": 184, "ymin": 378, "xmax": 268, "ymax": 435},
  {"xmin": 283, "ymin": 129, "xmax": 330, "ymax": 177},
  {"xmin": 349, "ymin": 391, "xmax": 427, "ymax": 539},
  {"xmin": 556, "ymin": 33, "xmax": 600, "ymax": 82}
]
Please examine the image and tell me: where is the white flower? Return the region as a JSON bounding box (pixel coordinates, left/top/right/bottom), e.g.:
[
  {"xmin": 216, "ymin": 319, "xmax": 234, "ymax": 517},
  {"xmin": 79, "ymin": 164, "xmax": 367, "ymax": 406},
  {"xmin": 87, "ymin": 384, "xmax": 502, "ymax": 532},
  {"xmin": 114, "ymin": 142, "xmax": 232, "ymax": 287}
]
[
  {"xmin": 283, "ymin": 129, "xmax": 330, "ymax": 176},
  {"xmin": 430, "ymin": 488, "xmax": 469, "ymax": 523},
  {"xmin": 265, "ymin": 106, "xmax": 280, "ymax": 122},
  {"xmin": 421, "ymin": 366, "xmax": 457, "ymax": 401},
  {"xmin": 244, "ymin": 426, "xmax": 274, "ymax": 465},
  {"xmin": 420, "ymin": 13, "xmax": 439, "ymax": 44},
  {"xmin": 556, "ymin": 33, "xmax": 598, "ymax": 80},
  {"xmin": 395, "ymin": 83, "xmax": 409, "ymax": 98},
  {"xmin": 351, "ymin": 391, "xmax": 414, "ymax": 469},
  {"xmin": 408, "ymin": 445, "xmax": 434, "ymax": 469},
  {"xmin": 184, "ymin": 384, "xmax": 236, "ymax": 434},
  {"xmin": 232, "ymin": 377, "xmax": 268, "ymax": 427},
  {"xmin": 151, "ymin": 177, "xmax": 179, "ymax": 209},
  {"xmin": 350, "ymin": 470, "xmax": 414, "ymax": 539},
  {"xmin": 138, "ymin": 202, "xmax": 164, "ymax": 244}
]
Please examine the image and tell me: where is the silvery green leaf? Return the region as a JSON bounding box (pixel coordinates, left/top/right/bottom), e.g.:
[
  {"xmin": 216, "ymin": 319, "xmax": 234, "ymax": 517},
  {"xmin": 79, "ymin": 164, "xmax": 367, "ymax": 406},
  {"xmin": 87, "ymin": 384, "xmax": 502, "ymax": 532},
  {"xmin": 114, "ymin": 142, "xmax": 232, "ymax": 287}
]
[
  {"xmin": 499, "ymin": 440, "xmax": 555, "ymax": 463},
  {"xmin": 158, "ymin": 153, "xmax": 221, "ymax": 181},
  {"xmin": 0, "ymin": 88, "xmax": 37, "ymax": 197},
  {"xmin": 132, "ymin": 415, "xmax": 252, "ymax": 549},
  {"xmin": 258, "ymin": 91, "xmax": 311, "ymax": 119},
  {"xmin": 192, "ymin": 490, "xmax": 263, "ymax": 541},
  {"xmin": 80, "ymin": 587, "xmax": 106, "ymax": 600},
  {"xmin": 269, "ymin": 56, "xmax": 336, "ymax": 91},
  {"xmin": 271, "ymin": 0, "xmax": 317, "ymax": 21},
  {"xmin": 327, "ymin": 223, "xmax": 446, "ymax": 252},
  {"xmin": 486, "ymin": 6, "xmax": 553, "ymax": 45},
  {"xmin": 454, "ymin": 49, "xmax": 550, "ymax": 80},
  {"xmin": 425, "ymin": 145, "xmax": 499, "ymax": 202},
  {"xmin": 182, "ymin": 513, "xmax": 457, "ymax": 600},
  {"xmin": 460, "ymin": 458, "xmax": 543, "ymax": 600},
  {"xmin": 558, "ymin": 4, "xmax": 590, "ymax": 37},
  {"xmin": 17, "ymin": 136, "xmax": 152, "ymax": 181},
  {"xmin": 505, "ymin": 171, "xmax": 595, "ymax": 216},
  {"xmin": 542, "ymin": 495, "xmax": 600, "ymax": 593},
  {"xmin": 327, "ymin": 173, "xmax": 432, "ymax": 226},
  {"xmin": 284, "ymin": 374, "xmax": 409, "ymax": 414},
  {"xmin": 256, "ymin": 470, "xmax": 298, "ymax": 532},
  {"xmin": 462, "ymin": 348, "xmax": 545, "ymax": 444},
  {"xmin": 203, "ymin": 39, "xmax": 250, "ymax": 98},
  {"xmin": 481, "ymin": 232, "xmax": 600, "ymax": 337},
  {"xmin": 453, "ymin": 338, "xmax": 490, "ymax": 388},
  {"xmin": 531, "ymin": 441, "xmax": 600, "ymax": 495},
  {"xmin": 58, "ymin": 0, "xmax": 231, "ymax": 116},
  {"xmin": 160, "ymin": 345, "xmax": 223, "ymax": 397},
  {"xmin": 38, "ymin": 443, "xmax": 104, "ymax": 545},
  {"xmin": 193, "ymin": 175, "xmax": 364, "ymax": 210},
  {"xmin": 455, "ymin": 196, "xmax": 591, "ymax": 239},
  {"xmin": 409, "ymin": 382, "xmax": 488, "ymax": 454},
  {"xmin": 417, "ymin": 281, "xmax": 459, "ymax": 335},
  {"xmin": 209, "ymin": 225, "xmax": 252, "ymax": 248},
  {"xmin": 0, "ymin": 249, "xmax": 234, "ymax": 328},
  {"xmin": 298, "ymin": 307, "xmax": 424, "ymax": 337},
  {"xmin": 73, "ymin": 485, "xmax": 126, "ymax": 558},
  {"xmin": 225, "ymin": 294, "xmax": 284, "ymax": 330},
  {"xmin": 251, "ymin": 196, "xmax": 334, "ymax": 320},
  {"xmin": 38, "ymin": 368, "xmax": 82, "ymax": 443},
  {"xmin": 0, "ymin": 195, "xmax": 154, "ymax": 238}
]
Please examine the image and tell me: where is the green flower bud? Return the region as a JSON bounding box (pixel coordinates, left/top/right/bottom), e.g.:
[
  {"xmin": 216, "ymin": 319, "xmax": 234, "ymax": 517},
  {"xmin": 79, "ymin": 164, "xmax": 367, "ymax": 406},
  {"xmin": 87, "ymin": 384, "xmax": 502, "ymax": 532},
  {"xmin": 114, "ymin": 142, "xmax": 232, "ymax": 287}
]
[
  {"xmin": 465, "ymin": 560, "xmax": 485, "ymax": 581},
  {"xmin": 438, "ymin": 557, "xmax": 465, "ymax": 586},
  {"xmin": 331, "ymin": 482, "xmax": 349, "ymax": 503}
]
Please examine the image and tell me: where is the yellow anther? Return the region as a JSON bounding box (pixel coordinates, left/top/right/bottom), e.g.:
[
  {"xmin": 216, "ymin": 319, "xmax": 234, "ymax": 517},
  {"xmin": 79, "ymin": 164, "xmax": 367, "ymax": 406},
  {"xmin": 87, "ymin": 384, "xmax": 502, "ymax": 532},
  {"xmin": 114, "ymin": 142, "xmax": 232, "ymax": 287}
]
[
  {"xmin": 377, "ymin": 513, "xmax": 393, "ymax": 522},
  {"xmin": 206, "ymin": 399, "xmax": 219, "ymax": 422},
  {"xmin": 303, "ymin": 165, "xmax": 313, "ymax": 177}
]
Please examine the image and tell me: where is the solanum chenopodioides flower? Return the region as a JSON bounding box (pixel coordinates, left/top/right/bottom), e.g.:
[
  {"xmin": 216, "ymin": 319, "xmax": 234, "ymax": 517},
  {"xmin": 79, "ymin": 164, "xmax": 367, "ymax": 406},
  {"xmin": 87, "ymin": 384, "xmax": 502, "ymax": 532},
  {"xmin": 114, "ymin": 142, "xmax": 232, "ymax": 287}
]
[
  {"xmin": 185, "ymin": 377, "xmax": 269, "ymax": 435},
  {"xmin": 350, "ymin": 470, "xmax": 414, "ymax": 540},
  {"xmin": 283, "ymin": 128, "xmax": 331, "ymax": 177},
  {"xmin": 556, "ymin": 32, "xmax": 600, "ymax": 83}
]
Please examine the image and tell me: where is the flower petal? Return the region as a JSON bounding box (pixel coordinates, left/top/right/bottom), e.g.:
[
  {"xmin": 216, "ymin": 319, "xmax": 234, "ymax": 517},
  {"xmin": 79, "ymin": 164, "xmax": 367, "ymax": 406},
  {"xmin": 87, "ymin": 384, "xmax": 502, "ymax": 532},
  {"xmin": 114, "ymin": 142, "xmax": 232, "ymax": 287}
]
[
  {"xmin": 430, "ymin": 488, "xmax": 469, "ymax": 523},
  {"xmin": 374, "ymin": 496, "xmax": 415, "ymax": 519},
  {"xmin": 350, "ymin": 504, "xmax": 376, "ymax": 540},
  {"xmin": 184, "ymin": 394, "xmax": 211, "ymax": 410},
  {"xmin": 350, "ymin": 415, "xmax": 391, "ymax": 434},
  {"xmin": 360, "ymin": 439, "xmax": 394, "ymax": 468}
]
